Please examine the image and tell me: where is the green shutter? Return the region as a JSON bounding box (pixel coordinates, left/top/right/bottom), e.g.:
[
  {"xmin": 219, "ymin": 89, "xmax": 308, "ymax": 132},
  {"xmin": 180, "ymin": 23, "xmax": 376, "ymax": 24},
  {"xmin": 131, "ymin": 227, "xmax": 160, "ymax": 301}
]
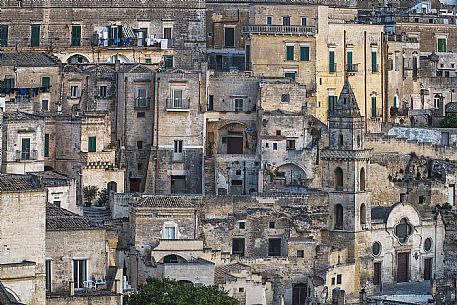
[
  {"xmin": 31, "ymin": 25, "xmax": 40, "ymax": 47},
  {"xmin": 44, "ymin": 134, "xmax": 49, "ymax": 158},
  {"xmin": 22, "ymin": 138, "xmax": 31, "ymax": 160},
  {"xmin": 42, "ymin": 76, "xmax": 50, "ymax": 88},
  {"xmin": 71, "ymin": 25, "xmax": 81, "ymax": 46},
  {"xmin": 329, "ymin": 50, "xmax": 335, "ymax": 72},
  {"xmin": 164, "ymin": 55, "xmax": 173, "ymax": 69},
  {"xmin": 347, "ymin": 51, "xmax": 353, "ymax": 68},
  {"xmin": 438, "ymin": 38, "xmax": 446, "ymax": 52},
  {"xmin": 371, "ymin": 96, "xmax": 377, "ymax": 117},
  {"xmin": 286, "ymin": 46, "xmax": 294, "ymax": 61},
  {"xmin": 0, "ymin": 25, "xmax": 8, "ymax": 47},
  {"xmin": 300, "ymin": 46, "xmax": 309, "ymax": 61},
  {"xmin": 372, "ymin": 51, "xmax": 377, "ymax": 72},
  {"xmin": 88, "ymin": 137, "xmax": 96, "ymax": 152}
]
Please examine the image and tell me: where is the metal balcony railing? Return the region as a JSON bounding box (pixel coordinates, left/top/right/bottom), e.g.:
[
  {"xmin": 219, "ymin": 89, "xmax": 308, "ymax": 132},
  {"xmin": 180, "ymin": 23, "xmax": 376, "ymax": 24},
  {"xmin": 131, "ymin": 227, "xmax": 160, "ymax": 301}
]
[
  {"xmin": 242, "ymin": 25, "xmax": 315, "ymax": 36},
  {"xmin": 16, "ymin": 149, "xmax": 38, "ymax": 161},
  {"xmin": 166, "ymin": 98, "xmax": 190, "ymax": 110},
  {"xmin": 346, "ymin": 64, "xmax": 359, "ymax": 73}
]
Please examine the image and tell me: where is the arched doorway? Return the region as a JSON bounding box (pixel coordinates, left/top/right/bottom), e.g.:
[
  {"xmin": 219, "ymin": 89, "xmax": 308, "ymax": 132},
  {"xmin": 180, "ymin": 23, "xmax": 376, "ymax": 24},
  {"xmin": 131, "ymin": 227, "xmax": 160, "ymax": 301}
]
[
  {"xmin": 107, "ymin": 181, "xmax": 117, "ymax": 193},
  {"xmin": 334, "ymin": 167, "xmax": 343, "ymax": 191}
]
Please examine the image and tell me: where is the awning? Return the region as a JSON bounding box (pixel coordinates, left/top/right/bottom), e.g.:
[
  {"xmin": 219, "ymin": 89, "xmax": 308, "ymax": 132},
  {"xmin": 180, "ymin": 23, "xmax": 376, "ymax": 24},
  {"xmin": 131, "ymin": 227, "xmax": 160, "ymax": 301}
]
[{"xmin": 122, "ymin": 26, "xmax": 136, "ymax": 38}]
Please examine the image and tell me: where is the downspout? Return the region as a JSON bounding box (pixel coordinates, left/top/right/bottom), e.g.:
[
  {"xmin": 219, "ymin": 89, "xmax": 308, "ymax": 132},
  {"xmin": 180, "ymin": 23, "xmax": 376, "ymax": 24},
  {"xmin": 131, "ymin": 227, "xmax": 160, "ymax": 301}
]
[
  {"xmin": 199, "ymin": 72, "xmax": 204, "ymax": 195},
  {"xmin": 381, "ymin": 31, "xmax": 386, "ymax": 124},
  {"xmin": 124, "ymin": 76, "xmax": 128, "ymax": 192},
  {"xmin": 155, "ymin": 77, "xmax": 160, "ymax": 193},
  {"xmin": 364, "ymin": 31, "xmax": 368, "ymax": 132}
]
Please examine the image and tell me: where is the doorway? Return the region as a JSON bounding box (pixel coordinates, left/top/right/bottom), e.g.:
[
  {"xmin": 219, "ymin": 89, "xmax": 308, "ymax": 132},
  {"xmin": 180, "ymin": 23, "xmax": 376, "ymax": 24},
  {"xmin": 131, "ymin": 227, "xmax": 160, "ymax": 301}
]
[
  {"xmin": 226, "ymin": 137, "xmax": 243, "ymax": 154},
  {"xmin": 424, "ymin": 258, "xmax": 432, "ymax": 280},
  {"xmin": 397, "ymin": 252, "xmax": 409, "ymax": 283}
]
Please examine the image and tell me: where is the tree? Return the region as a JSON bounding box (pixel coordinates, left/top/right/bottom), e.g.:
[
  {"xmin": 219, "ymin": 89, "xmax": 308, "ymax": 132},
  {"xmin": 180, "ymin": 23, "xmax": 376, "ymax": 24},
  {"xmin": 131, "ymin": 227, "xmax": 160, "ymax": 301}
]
[
  {"xmin": 441, "ymin": 114, "xmax": 457, "ymax": 128},
  {"xmin": 97, "ymin": 188, "xmax": 109, "ymax": 207},
  {"xmin": 126, "ymin": 277, "xmax": 238, "ymax": 305},
  {"xmin": 83, "ymin": 185, "xmax": 99, "ymax": 206}
]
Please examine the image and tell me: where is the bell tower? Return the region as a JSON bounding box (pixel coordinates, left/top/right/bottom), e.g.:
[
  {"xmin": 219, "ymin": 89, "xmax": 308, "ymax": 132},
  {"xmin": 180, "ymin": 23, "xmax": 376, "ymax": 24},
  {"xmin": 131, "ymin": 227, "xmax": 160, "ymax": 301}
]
[{"xmin": 321, "ymin": 79, "xmax": 371, "ymax": 233}]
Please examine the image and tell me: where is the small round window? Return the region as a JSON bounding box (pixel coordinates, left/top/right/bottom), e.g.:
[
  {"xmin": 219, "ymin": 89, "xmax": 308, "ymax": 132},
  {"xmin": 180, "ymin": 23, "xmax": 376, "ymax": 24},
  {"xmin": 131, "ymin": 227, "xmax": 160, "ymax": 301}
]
[
  {"xmin": 424, "ymin": 238, "xmax": 432, "ymax": 252},
  {"xmin": 372, "ymin": 242, "xmax": 381, "ymax": 256},
  {"xmin": 395, "ymin": 218, "xmax": 413, "ymax": 244}
]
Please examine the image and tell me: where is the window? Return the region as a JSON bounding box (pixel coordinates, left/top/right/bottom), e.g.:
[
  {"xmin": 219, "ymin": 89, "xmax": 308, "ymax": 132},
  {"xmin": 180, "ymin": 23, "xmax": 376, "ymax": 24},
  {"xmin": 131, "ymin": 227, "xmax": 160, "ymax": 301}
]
[
  {"xmin": 174, "ymin": 140, "xmax": 183, "ymax": 153},
  {"xmin": 331, "ymin": 278, "xmax": 335, "ymax": 285},
  {"xmin": 266, "ymin": 16, "xmax": 273, "ymax": 25},
  {"xmin": 372, "ymin": 50, "xmax": 378, "ymax": 72},
  {"xmin": 284, "ymin": 71, "xmax": 296, "ymax": 81},
  {"xmin": 329, "ymin": 49, "xmax": 335, "ymax": 73},
  {"xmin": 419, "ymin": 195, "xmax": 426, "ymax": 204},
  {"xmin": 42, "ymin": 100, "xmax": 49, "ymax": 111},
  {"xmin": 88, "ymin": 136, "xmax": 96, "ymax": 152},
  {"xmin": 0, "ymin": 25, "xmax": 7, "ymax": 47},
  {"xmin": 437, "ymin": 38, "xmax": 447, "ymax": 52},
  {"xmin": 336, "ymin": 274, "xmax": 342, "ymax": 284},
  {"xmin": 334, "ymin": 167, "xmax": 343, "ymax": 191},
  {"xmin": 172, "ymin": 89, "xmax": 183, "ymax": 108},
  {"xmin": 360, "ymin": 203, "xmax": 367, "ymax": 226},
  {"xmin": 292, "ymin": 283, "xmax": 307, "ymax": 305},
  {"xmin": 145, "ymin": 58, "xmax": 152, "ymax": 64},
  {"xmin": 346, "ymin": 49, "xmax": 353, "ymax": 72},
  {"xmin": 449, "ymin": 184, "xmax": 455, "ymax": 205},
  {"xmin": 163, "ymin": 255, "xmax": 178, "ymax": 263},
  {"xmin": 163, "ymin": 27, "xmax": 172, "ymax": 39},
  {"xmin": 99, "ymin": 85, "xmax": 107, "ymax": 98},
  {"xmin": 136, "ymin": 88, "xmax": 148, "ymax": 107},
  {"xmin": 374, "ymin": 262, "xmax": 381, "ymax": 285},
  {"xmin": 70, "ymin": 85, "xmax": 79, "ymax": 98},
  {"xmin": 31, "ymin": 25, "xmax": 40, "ymax": 47},
  {"xmin": 164, "ymin": 226, "xmax": 176, "ymax": 239},
  {"xmin": 268, "ymin": 238, "xmax": 282, "ymax": 256},
  {"xmin": 360, "ymin": 168, "xmax": 365, "ymax": 191},
  {"xmin": 137, "ymin": 112, "xmax": 145, "ymax": 118},
  {"xmin": 276, "ymin": 130, "xmax": 281, "ymax": 136},
  {"xmin": 328, "ymin": 95, "xmax": 337, "ymax": 115},
  {"xmin": 281, "ymin": 94, "xmax": 290, "ymax": 103},
  {"xmin": 239, "ymin": 287, "xmax": 244, "ymax": 293},
  {"xmin": 164, "ymin": 55, "xmax": 173, "ymax": 69},
  {"xmin": 372, "ymin": 242, "xmax": 381, "ymax": 256},
  {"xmin": 434, "ymin": 94, "xmax": 441, "ymax": 108},
  {"xmin": 232, "ymin": 238, "xmax": 245, "ymax": 257},
  {"xmin": 2, "ymin": 76, "xmax": 14, "ymax": 90},
  {"xmin": 137, "ymin": 163, "xmax": 143, "ymax": 171},
  {"xmin": 234, "ymin": 98, "xmax": 243, "ymax": 112},
  {"xmin": 371, "ymin": 95, "xmax": 377, "ymax": 117},
  {"xmin": 393, "ymin": 95, "xmax": 399, "ymax": 109},
  {"xmin": 45, "ymin": 259, "xmax": 52, "ymax": 292},
  {"xmin": 286, "ymin": 45, "xmax": 294, "ymax": 61},
  {"xmin": 21, "ymin": 138, "xmax": 31, "ymax": 160},
  {"xmin": 137, "ymin": 141, "xmax": 143, "ymax": 150},
  {"xmin": 395, "ymin": 218, "xmax": 412, "ymax": 244},
  {"xmin": 238, "ymin": 221, "xmax": 245, "ymax": 229},
  {"xmin": 338, "ymin": 134, "xmax": 343, "ymax": 146},
  {"xmin": 44, "ymin": 133, "xmax": 49, "ymax": 158},
  {"xmin": 300, "ymin": 46, "xmax": 310, "ymax": 61},
  {"xmin": 41, "ymin": 76, "xmax": 50, "ymax": 92},
  {"xmin": 282, "ymin": 16, "xmax": 290, "ymax": 26},
  {"xmin": 71, "ymin": 25, "xmax": 81, "ymax": 47},
  {"xmin": 273, "ymin": 143, "xmax": 278, "ymax": 150},
  {"xmin": 301, "ymin": 17, "xmax": 307, "ymax": 26},
  {"xmin": 73, "ymin": 259, "xmax": 87, "ymax": 289},
  {"xmin": 286, "ymin": 139, "xmax": 296, "ymax": 150},
  {"xmin": 334, "ymin": 204, "xmax": 343, "ymax": 230},
  {"xmin": 269, "ymin": 221, "xmax": 275, "ymax": 229},
  {"xmin": 296, "ymin": 250, "xmax": 304, "ymax": 258},
  {"xmin": 424, "ymin": 238, "xmax": 432, "ymax": 252},
  {"xmin": 207, "ymin": 95, "xmax": 214, "ymax": 111},
  {"xmin": 224, "ymin": 27, "xmax": 235, "ymax": 47}
]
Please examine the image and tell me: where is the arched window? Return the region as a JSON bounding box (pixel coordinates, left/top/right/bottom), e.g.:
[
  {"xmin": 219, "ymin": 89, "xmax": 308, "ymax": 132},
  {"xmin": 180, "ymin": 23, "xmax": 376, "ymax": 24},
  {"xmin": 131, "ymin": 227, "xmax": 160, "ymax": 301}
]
[
  {"xmin": 360, "ymin": 203, "xmax": 367, "ymax": 226},
  {"xmin": 339, "ymin": 134, "xmax": 344, "ymax": 146},
  {"xmin": 334, "ymin": 167, "xmax": 343, "ymax": 191},
  {"xmin": 395, "ymin": 218, "xmax": 412, "ymax": 244},
  {"xmin": 360, "ymin": 168, "xmax": 366, "ymax": 191},
  {"xmin": 334, "ymin": 204, "xmax": 344, "ymax": 230},
  {"xmin": 163, "ymin": 254, "xmax": 179, "ymax": 264},
  {"xmin": 434, "ymin": 94, "xmax": 441, "ymax": 108}
]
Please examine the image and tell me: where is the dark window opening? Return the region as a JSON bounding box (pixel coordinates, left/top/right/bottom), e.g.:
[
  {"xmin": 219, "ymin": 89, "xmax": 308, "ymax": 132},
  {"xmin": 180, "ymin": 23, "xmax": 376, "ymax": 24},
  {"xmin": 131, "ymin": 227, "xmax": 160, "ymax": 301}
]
[
  {"xmin": 268, "ymin": 238, "xmax": 282, "ymax": 257},
  {"xmin": 238, "ymin": 221, "xmax": 245, "ymax": 230},
  {"xmin": 224, "ymin": 27, "xmax": 235, "ymax": 48},
  {"xmin": 163, "ymin": 255, "xmax": 179, "ymax": 264},
  {"xmin": 232, "ymin": 238, "xmax": 245, "ymax": 257},
  {"xmin": 334, "ymin": 167, "xmax": 343, "ymax": 191},
  {"xmin": 334, "ymin": 204, "xmax": 343, "ymax": 230}
]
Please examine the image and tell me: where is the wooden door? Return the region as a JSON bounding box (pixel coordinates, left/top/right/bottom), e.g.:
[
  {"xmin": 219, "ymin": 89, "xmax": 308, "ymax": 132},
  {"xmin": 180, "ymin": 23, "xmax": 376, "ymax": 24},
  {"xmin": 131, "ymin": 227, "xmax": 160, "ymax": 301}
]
[
  {"xmin": 424, "ymin": 258, "xmax": 432, "ymax": 280},
  {"xmin": 397, "ymin": 252, "xmax": 409, "ymax": 283},
  {"xmin": 373, "ymin": 262, "xmax": 381, "ymax": 285}
]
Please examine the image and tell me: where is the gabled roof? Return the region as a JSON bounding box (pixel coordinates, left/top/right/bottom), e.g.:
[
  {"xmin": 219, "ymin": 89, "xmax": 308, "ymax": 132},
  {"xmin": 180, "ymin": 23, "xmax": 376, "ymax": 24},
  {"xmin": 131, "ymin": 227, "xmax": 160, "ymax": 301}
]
[
  {"xmin": 137, "ymin": 195, "xmax": 201, "ymax": 208},
  {"xmin": 0, "ymin": 174, "xmax": 41, "ymax": 192},
  {"xmin": 46, "ymin": 203, "xmax": 97, "ymax": 231},
  {"xmin": 0, "ymin": 52, "xmax": 60, "ymax": 67},
  {"xmin": 332, "ymin": 79, "xmax": 361, "ymax": 118}
]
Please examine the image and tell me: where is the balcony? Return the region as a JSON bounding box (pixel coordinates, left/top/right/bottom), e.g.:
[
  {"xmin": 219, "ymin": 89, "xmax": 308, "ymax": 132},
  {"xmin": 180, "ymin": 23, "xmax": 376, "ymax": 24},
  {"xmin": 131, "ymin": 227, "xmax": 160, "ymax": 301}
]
[
  {"xmin": 16, "ymin": 150, "xmax": 38, "ymax": 161},
  {"xmin": 346, "ymin": 64, "xmax": 359, "ymax": 73},
  {"xmin": 94, "ymin": 37, "xmax": 174, "ymax": 49},
  {"xmin": 242, "ymin": 25, "xmax": 315, "ymax": 36},
  {"xmin": 166, "ymin": 98, "xmax": 190, "ymax": 112},
  {"xmin": 329, "ymin": 63, "xmax": 338, "ymax": 74}
]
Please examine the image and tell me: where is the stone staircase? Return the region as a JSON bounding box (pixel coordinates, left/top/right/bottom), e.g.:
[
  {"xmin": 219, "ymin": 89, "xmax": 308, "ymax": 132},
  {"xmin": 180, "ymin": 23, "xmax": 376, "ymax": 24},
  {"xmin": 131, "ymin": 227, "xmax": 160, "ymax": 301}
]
[
  {"xmin": 83, "ymin": 206, "xmax": 112, "ymax": 226},
  {"xmin": 204, "ymin": 157, "xmax": 216, "ymax": 195}
]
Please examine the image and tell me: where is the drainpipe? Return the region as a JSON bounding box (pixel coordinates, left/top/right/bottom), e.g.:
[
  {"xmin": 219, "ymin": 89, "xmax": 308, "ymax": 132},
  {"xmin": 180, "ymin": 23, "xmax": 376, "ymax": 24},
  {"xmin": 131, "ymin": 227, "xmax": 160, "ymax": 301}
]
[
  {"xmin": 364, "ymin": 31, "xmax": 368, "ymax": 132},
  {"xmin": 154, "ymin": 77, "xmax": 160, "ymax": 193},
  {"xmin": 124, "ymin": 76, "xmax": 128, "ymax": 192}
]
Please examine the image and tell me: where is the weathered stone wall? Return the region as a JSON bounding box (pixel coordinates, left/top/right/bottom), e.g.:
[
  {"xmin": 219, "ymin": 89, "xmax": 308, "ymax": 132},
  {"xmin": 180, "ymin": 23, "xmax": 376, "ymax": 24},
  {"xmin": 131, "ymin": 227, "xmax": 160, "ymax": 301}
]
[{"xmin": 46, "ymin": 294, "xmax": 122, "ymax": 305}]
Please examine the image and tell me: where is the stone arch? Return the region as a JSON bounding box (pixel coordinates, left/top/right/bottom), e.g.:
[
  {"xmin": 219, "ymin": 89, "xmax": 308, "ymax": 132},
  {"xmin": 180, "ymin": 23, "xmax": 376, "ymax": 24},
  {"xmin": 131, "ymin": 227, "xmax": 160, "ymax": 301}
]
[
  {"xmin": 274, "ymin": 163, "xmax": 307, "ymax": 186},
  {"xmin": 107, "ymin": 54, "xmax": 131, "ymax": 63},
  {"xmin": 162, "ymin": 254, "xmax": 187, "ymax": 264},
  {"xmin": 217, "ymin": 122, "xmax": 248, "ymax": 154},
  {"xmin": 66, "ymin": 53, "xmax": 90, "ymax": 64},
  {"xmin": 107, "ymin": 181, "xmax": 117, "ymax": 193},
  {"xmin": 334, "ymin": 167, "xmax": 343, "ymax": 191},
  {"xmin": 334, "ymin": 204, "xmax": 343, "ymax": 230},
  {"xmin": 3, "ymin": 286, "xmax": 21, "ymax": 303},
  {"xmin": 360, "ymin": 167, "xmax": 366, "ymax": 191},
  {"xmin": 360, "ymin": 203, "xmax": 367, "ymax": 226}
]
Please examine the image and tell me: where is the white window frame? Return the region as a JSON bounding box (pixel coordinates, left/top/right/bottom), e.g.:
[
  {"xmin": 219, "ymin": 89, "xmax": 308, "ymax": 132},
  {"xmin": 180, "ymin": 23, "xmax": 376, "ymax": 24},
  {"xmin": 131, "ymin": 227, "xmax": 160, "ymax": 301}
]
[
  {"xmin": 171, "ymin": 88, "xmax": 183, "ymax": 108},
  {"xmin": 234, "ymin": 98, "xmax": 244, "ymax": 112},
  {"xmin": 136, "ymin": 87, "xmax": 148, "ymax": 107},
  {"xmin": 266, "ymin": 16, "xmax": 273, "ymax": 25},
  {"xmin": 174, "ymin": 140, "xmax": 183, "ymax": 153},
  {"xmin": 41, "ymin": 99, "xmax": 49, "ymax": 111},
  {"xmin": 301, "ymin": 17, "xmax": 307, "ymax": 26},
  {"xmin": 72, "ymin": 258, "xmax": 88, "ymax": 290},
  {"xmin": 163, "ymin": 221, "xmax": 178, "ymax": 239},
  {"xmin": 70, "ymin": 85, "xmax": 79, "ymax": 98}
]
